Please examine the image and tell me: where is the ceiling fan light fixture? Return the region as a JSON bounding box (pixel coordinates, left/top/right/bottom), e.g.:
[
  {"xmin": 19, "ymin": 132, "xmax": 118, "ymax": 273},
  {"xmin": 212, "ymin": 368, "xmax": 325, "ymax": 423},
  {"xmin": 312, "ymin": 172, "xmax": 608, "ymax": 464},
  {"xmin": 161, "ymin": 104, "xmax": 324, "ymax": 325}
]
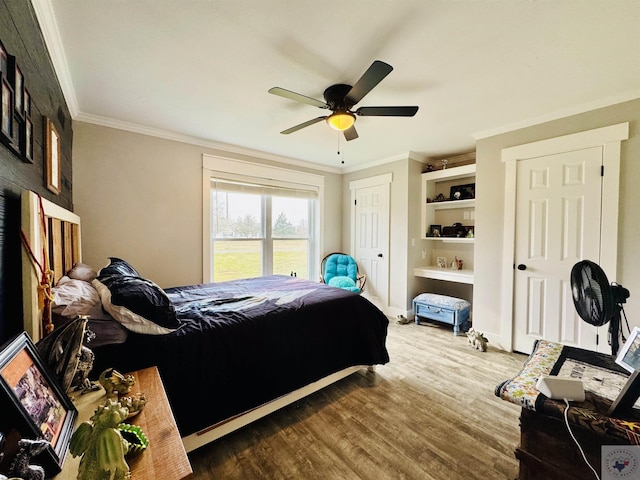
[{"xmin": 326, "ymin": 111, "xmax": 355, "ymax": 131}]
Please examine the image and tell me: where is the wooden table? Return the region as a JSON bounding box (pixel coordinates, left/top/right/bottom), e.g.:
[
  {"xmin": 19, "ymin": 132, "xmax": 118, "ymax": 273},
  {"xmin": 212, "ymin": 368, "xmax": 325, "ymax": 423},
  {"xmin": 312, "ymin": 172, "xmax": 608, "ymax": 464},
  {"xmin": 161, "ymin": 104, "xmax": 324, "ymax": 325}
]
[{"xmin": 56, "ymin": 366, "xmax": 192, "ymax": 480}]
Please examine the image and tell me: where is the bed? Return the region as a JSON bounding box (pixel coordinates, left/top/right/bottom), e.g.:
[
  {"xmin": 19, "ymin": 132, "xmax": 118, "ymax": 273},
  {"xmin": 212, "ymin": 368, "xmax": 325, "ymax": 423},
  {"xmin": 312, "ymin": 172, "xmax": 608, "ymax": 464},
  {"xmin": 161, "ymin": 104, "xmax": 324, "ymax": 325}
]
[{"xmin": 20, "ymin": 190, "xmax": 390, "ymax": 452}]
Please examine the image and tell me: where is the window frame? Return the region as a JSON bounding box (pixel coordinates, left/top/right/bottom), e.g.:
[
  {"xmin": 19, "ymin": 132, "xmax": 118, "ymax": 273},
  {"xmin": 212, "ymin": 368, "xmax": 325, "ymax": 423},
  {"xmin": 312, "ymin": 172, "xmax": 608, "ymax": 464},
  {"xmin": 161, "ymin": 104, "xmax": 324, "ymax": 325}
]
[{"xmin": 202, "ymin": 154, "xmax": 324, "ymax": 283}]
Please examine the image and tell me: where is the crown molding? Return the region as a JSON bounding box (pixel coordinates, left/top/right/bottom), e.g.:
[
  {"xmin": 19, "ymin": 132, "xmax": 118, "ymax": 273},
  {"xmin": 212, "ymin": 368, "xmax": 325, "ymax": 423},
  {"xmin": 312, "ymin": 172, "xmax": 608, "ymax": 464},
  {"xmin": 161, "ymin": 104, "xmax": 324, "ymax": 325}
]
[
  {"xmin": 75, "ymin": 112, "xmax": 343, "ymax": 174},
  {"xmin": 78, "ymin": 110, "xmax": 419, "ymax": 175},
  {"xmin": 341, "ymin": 152, "xmax": 412, "ymax": 174},
  {"xmin": 31, "ymin": 0, "xmax": 79, "ymax": 116},
  {"xmin": 472, "ymin": 90, "xmax": 640, "ymax": 140}
]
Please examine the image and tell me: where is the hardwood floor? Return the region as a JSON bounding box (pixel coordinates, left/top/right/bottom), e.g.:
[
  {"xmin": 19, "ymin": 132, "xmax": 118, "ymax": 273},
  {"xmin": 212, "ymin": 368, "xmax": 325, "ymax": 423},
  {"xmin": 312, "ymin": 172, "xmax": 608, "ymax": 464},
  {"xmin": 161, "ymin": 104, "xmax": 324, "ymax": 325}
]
[{"xmin": 188, "ymin": 319, "xmax": 528, "ymax": 479}]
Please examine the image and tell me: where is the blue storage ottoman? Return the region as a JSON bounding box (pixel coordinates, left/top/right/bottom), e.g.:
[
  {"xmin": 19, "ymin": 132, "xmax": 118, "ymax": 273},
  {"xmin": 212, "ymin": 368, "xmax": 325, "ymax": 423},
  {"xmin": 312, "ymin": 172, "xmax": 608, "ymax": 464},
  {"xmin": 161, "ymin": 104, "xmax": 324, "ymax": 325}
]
[{"xmin": 413, "ymin": 293, "xmax": 470, "ymax": 335}]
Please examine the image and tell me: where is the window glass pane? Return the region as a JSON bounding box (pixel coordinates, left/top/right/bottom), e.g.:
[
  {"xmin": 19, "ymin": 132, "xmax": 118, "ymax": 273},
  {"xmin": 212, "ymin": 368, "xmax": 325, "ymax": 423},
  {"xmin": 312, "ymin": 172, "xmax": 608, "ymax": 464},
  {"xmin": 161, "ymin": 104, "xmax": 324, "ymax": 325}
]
[
  {"xmin": 213, "ymin": 240, "xmax": 262, "ymax": 282},
  {"xmin": 212, "ymin": 191, "xmax": 262, "ymax": 238},
  {"xmin": 272, "ymin": 197, "xmax": 309, "ymax": 238},
  {"xmin": 273, "ymin": 239, "xmax": 309, "ymax": 278}
]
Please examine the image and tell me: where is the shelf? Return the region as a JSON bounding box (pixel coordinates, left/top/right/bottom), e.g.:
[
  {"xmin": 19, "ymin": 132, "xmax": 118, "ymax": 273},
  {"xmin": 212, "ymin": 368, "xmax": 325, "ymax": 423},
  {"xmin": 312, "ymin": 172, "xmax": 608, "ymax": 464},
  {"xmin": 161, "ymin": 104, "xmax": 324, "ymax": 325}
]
[
  {"xmin": 428, "ymin": 198, "xmax": 475, "ymax": 210},
  {"xmin": 413, "ymin": 266, "xmax": 474, "ymax": 284},
  {"xmin": 418, "ymin": 161, "xmax": 475, "ymax": 287},
  {"xmin": 421, "ymin": 163, "xmax": 476, "ymax": 181},
  {"xmin": 424, "ymin": 237, "xmax": 474, "ymax": 243},
  {"xmin": 421, "ymin": 164, "xmax": 476, "ymax": 241}
]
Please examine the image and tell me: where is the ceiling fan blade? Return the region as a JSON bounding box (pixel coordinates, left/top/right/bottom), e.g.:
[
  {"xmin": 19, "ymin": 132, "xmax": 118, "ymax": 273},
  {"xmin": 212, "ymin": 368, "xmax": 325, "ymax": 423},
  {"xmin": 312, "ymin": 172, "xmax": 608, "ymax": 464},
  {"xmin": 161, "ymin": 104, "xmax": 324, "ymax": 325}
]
[
  {"xmin": 344, "ymin": 126, "xmax": 358, "ymax": 141},
  {"xmin": 345, "ymin": 60, "xmax": 393, "ymax": 105},
  {"xmin": 268, "ymin": 87, "xmax": 328, "ymax": 109},
  {"xmin": 355, "ymin": 106, "xmax": 419, "ymax": 117},
  {"xmin": 280, "ymin": 116, "xmax": 327, "ymax": 135}
]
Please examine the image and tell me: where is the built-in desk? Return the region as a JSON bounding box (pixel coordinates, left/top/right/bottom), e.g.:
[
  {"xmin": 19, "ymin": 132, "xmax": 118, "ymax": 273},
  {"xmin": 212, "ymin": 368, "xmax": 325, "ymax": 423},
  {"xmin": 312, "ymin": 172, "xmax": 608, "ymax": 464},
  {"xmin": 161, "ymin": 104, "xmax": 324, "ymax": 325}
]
[
  {"xmin": 56, "ymin": 366, "xmax": 192, "ymax": 480},
  {"xmin": 413, "ymin": 266, "xmax": 474, "ymax": 284}
]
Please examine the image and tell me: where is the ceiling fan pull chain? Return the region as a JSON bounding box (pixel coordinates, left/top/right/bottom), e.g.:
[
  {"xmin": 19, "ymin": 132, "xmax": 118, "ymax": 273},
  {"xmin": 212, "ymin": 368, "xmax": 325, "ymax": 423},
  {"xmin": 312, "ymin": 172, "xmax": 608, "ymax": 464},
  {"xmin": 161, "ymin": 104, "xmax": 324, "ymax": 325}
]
[{"xmin": 337, "ymin": 133, "xmax": 345, "ymax": 164}]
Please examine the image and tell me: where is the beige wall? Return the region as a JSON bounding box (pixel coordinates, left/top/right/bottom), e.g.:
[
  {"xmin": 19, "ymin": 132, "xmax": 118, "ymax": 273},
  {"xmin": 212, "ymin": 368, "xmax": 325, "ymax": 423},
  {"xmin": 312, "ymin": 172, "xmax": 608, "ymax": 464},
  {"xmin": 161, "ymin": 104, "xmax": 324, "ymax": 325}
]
[
  {"xmin": 73, "ymin": 98, "xmax": 640, "ymax": 347},
  {"xmin": 474, "ymin": 99, "xmax": 640, "ymax": 350},
  {"xmin": 73, "ymin": 122, "xmax": 343, "ymax": 288}
]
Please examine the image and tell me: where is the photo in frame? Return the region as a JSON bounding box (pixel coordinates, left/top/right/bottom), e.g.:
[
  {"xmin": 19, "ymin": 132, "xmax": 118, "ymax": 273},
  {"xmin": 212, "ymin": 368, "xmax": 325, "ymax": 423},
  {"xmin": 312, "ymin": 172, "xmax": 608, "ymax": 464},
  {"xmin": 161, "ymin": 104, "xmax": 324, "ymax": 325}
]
[
  {"xmin": 1, "ymin": 78, "xmax": 13, "ymax": 138},
  {"xmin": 449, "ymin": 183, "xmax": 475, "ymax": 200},
  {"xmin": 0, "ymin": 40, "xmax": 7, "ymax": 74},
  {"xmin": 8, "ymin": 56, "xmax": 23, "ymax": 117},
  {"xmin": 24, "ymin": 88, "xmax": 31, "ymax": 117},
  {"xmin": 21, "ymin": 117, "xmax": 33, "ymax": 163},
  {"xmin": 0, "ymin": 332, "xmax": 77, "ymax": 476},
  {"xmin": 616, "ymin": 326, "xmax": 640, "ymax": 373},
  {"xmin": 436, "ymin": 256, "xmax": 447, "ymax": 269},
  {"xmin": 45, "ymin": 117, "xmax": 61, "ymax": 194},
  {"xmin": 428, "ymin": 224, "xmax": 442, "ymax": 237}
]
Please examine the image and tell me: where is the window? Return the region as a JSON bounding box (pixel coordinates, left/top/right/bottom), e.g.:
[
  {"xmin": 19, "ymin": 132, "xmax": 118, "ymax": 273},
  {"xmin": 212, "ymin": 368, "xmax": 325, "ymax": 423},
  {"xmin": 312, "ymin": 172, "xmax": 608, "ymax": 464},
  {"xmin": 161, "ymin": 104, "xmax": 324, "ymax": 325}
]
[
  {"xmin": 203, "ymin": 155, "xmax": 325, "ymax": 283},
  {"xmin": 210, "ymin": 179, "xmax": 317, "ymax": 282}
]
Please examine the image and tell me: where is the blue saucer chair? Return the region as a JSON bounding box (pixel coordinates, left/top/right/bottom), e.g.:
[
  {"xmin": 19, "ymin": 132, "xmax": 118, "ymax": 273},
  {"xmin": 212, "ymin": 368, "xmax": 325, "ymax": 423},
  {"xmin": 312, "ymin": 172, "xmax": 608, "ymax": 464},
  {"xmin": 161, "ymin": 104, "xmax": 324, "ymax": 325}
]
[{"xmin": 320, "ymin": 252, "xmax": 366, "ymax": 294}]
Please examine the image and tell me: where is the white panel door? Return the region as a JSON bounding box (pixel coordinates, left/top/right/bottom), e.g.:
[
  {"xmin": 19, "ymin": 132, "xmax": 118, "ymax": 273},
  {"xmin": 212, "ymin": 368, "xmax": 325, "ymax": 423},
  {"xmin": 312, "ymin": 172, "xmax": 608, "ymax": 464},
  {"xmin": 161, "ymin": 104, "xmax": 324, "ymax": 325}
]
[
  {"xmin": 513, "ymin": 147, "xmax": 603, "ymax": 353},
  {"xmin": 354, "ymin": 183, "xmax": 389, "ymax": 310}
]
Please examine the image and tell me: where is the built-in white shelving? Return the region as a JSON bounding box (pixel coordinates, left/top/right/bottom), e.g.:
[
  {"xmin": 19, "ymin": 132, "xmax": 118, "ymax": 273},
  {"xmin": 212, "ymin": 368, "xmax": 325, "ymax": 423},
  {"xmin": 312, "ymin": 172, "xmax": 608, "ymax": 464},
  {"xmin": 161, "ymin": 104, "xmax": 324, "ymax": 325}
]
[{"xmin": 416, "ymin": 163, "xmax": 476, "ymax": 284}]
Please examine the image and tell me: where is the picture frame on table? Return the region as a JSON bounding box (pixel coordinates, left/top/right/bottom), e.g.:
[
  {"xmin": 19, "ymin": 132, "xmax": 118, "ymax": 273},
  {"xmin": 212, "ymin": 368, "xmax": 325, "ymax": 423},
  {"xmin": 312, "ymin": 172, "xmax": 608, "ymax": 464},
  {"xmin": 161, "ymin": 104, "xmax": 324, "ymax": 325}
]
[
  {"xmin": 0, "ymin": 332, "xmax": 77, "ymax": 476},
  {"xmin": 616, "ymin": 326, "xmax": 640, "ymax": 373},
  {"xmin": 45, "ymin": 117, "xmax": 61, "ymax": 194}
]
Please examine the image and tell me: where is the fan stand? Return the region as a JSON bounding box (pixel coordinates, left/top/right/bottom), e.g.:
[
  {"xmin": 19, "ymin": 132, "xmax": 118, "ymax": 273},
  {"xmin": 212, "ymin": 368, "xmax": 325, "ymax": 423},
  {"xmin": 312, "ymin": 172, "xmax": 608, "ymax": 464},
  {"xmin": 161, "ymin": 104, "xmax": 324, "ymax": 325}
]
[{"xmin": 609, "ymin": 306, "xmax": 622, "ymax": 356}]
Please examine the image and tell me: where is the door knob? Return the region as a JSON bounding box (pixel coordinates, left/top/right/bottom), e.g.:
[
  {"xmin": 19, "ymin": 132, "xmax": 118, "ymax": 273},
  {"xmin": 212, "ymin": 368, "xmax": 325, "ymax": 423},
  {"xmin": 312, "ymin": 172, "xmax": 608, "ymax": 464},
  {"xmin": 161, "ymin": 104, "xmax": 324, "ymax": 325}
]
[
  {"xmin": 517, "ymin": 264, "xmax": 527, "ymax": 271},
  {"xmin": 377, "ymin": 253, "xmax": 383, "ymax": 258}
]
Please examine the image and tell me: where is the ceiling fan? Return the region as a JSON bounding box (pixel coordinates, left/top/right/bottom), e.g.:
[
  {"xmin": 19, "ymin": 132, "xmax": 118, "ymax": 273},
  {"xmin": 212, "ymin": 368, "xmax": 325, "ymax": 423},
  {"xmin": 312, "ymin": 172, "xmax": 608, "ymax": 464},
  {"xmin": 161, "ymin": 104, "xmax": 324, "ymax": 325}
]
[{"xmin": 268, "ymin": 60, "xmax": 419, "ymax": 141}]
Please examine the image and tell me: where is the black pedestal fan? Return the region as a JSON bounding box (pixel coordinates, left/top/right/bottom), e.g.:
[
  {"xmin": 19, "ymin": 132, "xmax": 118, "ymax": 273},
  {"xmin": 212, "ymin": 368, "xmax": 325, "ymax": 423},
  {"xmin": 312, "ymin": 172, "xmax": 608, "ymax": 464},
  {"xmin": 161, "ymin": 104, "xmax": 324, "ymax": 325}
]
[
  {"xmin": 571, "ymin": 259, "xmax": 639, "ymax": 416},
  {"xmin": 571, "ymin": 259, "xmax": 630, "ymax": 356}
]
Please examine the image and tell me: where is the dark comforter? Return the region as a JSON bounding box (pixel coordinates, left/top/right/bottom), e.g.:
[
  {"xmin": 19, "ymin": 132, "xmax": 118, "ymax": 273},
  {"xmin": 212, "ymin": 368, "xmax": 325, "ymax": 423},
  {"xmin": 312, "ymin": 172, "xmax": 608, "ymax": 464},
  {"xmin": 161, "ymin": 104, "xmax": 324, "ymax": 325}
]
[{"xmin": 91, "ymin": 275, "xmax": 389, "ymax": 436}]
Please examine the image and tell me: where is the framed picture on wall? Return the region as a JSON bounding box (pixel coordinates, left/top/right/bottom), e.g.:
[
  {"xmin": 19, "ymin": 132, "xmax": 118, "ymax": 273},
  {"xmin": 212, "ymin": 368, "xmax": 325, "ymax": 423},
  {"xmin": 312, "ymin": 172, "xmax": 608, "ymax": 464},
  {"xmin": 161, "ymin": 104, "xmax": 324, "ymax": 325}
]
[
  {"xmin": 0, "ymin": 40, "xmax": 7, "ymax": 74},
  {"xmin": 21, "ymin": 117, "xmax": 33, "ymax": 163},
  {"xmin": 0, "ymin": 332, "xmax": 77, "ymax": 476},
  {"xmin": 24, "ymin": 88, "xmax": 31, "ymax": 117},
  {"xmin": 8, "ymin": 56, "xmax": 23, "ymax": 117},
  {"xmin": 45, "ymin": 117, "xmax": 61, "ymax": 194},
  {"xmin": 1, "ymin": 78, "xmax": 13, "ymax": 139}
]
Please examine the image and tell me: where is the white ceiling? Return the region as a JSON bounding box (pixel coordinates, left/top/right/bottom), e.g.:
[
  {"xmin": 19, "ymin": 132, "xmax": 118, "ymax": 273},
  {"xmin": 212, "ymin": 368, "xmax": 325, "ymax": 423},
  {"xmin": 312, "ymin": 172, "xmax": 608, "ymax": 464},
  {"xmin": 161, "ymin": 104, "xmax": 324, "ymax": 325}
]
[{"xmin": 35, "ymin": 0, "xmax": 640, "ymax": 171}]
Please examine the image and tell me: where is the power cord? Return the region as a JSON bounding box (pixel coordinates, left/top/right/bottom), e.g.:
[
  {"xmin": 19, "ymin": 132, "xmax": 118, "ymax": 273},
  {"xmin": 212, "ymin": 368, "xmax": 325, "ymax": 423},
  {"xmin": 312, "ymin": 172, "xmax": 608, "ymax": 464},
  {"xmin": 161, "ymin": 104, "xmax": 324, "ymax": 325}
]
[{"xmin": 563, "ymin": 398, "xmax": 601, "ymax": 480}]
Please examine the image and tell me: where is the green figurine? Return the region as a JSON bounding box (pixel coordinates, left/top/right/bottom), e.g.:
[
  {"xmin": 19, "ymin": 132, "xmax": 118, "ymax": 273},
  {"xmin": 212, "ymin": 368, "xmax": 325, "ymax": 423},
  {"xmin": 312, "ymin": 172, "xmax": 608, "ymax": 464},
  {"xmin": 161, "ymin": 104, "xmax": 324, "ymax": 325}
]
[{"xmin": 69, "ymin": 399, "xmax": 130, "ymax": 480}]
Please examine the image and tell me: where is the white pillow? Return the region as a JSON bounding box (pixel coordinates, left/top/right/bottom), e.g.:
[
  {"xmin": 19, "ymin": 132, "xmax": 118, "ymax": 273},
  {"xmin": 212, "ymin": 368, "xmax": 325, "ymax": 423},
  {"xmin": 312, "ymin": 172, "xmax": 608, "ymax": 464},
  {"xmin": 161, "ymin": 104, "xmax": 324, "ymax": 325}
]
[{"xmin": 53, "ymin": 276, "xmax": 101, "ymax": 307}]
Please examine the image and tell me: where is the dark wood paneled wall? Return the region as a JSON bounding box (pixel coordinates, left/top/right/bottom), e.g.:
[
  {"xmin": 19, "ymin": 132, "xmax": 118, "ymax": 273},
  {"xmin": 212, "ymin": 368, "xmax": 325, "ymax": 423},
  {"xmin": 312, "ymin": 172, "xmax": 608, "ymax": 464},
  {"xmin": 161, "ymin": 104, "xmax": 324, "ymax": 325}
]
[{"xmin": 0, "ymin": 1, "xmax": 72, "ymax": 344}]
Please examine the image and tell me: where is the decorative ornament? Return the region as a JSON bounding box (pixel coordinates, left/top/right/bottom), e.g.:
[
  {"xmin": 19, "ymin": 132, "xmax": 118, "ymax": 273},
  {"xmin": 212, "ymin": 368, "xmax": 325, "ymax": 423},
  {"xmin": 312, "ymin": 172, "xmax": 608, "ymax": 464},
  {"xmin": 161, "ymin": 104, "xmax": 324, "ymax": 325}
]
[
  {"xmin": 36, "ymin": 316, "xmax": 96, "ymax": 393},
  {"xmin": 466, "ymin": 328, "xmax": 488, "ymax": 352},
  {"xmin": 98, "ymin": 368, "xmax": 135, "ymax": 398},
  {"xmin": 118, "ymin": 423, "xmax": 149, "ymax": 457},
  {"xmin": 119, "ymin": 393, "xmax": 148, "ymax": 419},
  {"xmin": 69, "ymin": 399, "xmax": 130, "ymax": 480},
  {"xmin": 8, "ymin": 438, "xmax": 49, "ymax": 480}
]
